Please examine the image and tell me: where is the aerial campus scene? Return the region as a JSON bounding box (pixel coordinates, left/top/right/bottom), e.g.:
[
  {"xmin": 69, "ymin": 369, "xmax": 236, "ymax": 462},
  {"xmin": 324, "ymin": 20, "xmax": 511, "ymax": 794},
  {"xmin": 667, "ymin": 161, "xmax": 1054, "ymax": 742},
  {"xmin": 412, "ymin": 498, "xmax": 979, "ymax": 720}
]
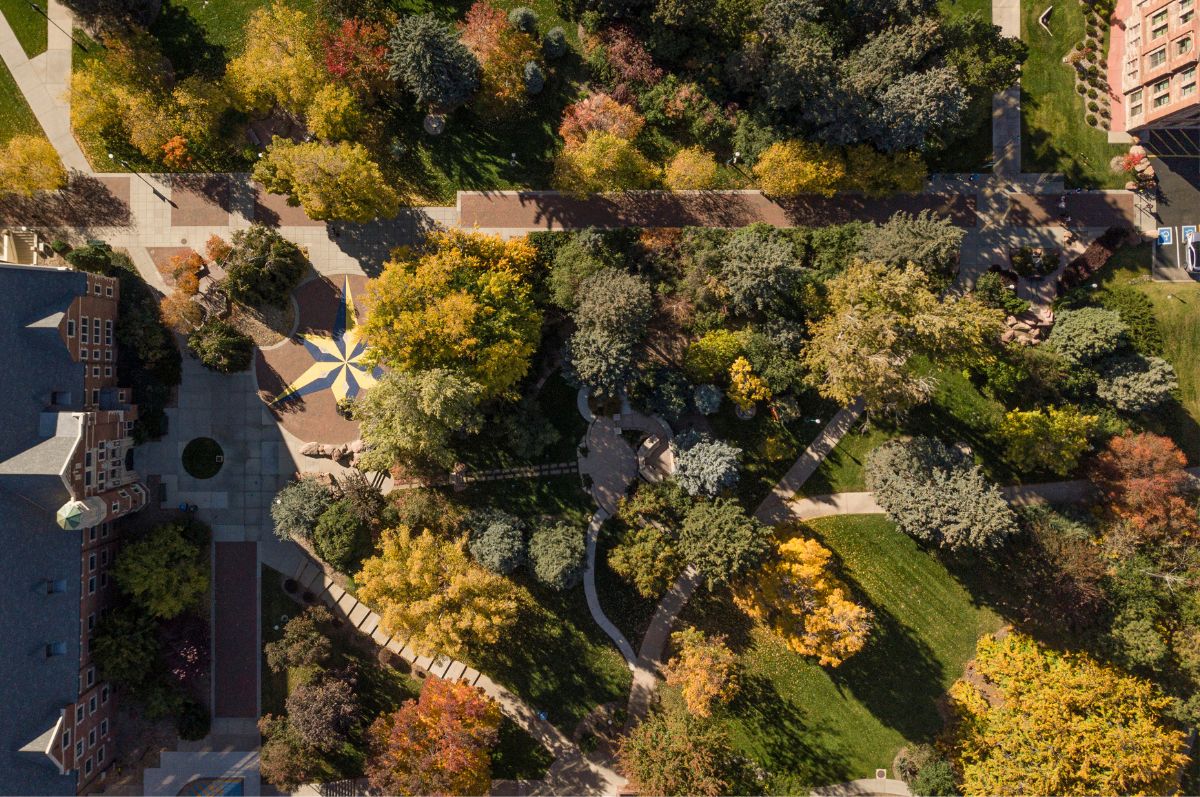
[{"xmin": 7, "ymin": 0, "xmax": 1200, "ymax": 794}]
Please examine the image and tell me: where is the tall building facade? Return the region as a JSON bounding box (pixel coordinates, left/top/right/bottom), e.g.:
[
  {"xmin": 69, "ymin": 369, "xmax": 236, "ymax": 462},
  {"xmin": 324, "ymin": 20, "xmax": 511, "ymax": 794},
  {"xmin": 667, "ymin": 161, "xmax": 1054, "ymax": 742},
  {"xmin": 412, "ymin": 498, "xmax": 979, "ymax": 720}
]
[
  {"xmin": 1117, "ymin": 0, "xmax": 1200, "ymax": 131},
  {"xmin": 2, "ymin": 264, "xmax": 147, "ymax": 795}
]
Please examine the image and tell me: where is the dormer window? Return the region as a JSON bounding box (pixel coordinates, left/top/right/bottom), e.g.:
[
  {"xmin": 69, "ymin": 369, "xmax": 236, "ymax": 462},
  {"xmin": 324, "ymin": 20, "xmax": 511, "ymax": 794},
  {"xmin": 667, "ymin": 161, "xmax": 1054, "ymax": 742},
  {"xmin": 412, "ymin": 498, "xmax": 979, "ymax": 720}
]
[
  {"xmin": 45, "ymin": 641, "xmax": 66, "ymax": 657},
  {"xmin": 46, "ymin": 578, "xmax": 67, "ymax": 594}
]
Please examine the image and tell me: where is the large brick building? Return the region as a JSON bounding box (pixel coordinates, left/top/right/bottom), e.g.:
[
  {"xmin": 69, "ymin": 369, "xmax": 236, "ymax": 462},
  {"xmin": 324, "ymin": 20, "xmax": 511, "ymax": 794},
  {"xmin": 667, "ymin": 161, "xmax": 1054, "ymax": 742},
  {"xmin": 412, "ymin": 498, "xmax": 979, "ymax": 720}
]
[
  {"xmin": 1115, "ymin": 0, "xmax": 1200, "ymax": 132},
  {"xmin": 1, "ymin": 263, "xmax": 147, "ymax": 794}
]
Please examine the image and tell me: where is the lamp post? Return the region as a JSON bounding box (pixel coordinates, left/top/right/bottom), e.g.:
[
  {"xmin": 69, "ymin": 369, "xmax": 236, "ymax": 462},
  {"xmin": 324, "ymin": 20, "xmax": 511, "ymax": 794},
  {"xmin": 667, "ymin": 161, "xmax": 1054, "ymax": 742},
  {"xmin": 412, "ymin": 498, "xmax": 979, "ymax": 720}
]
[
  {"xmin": 27, "ymin": 2, "xmax": 93, "ymax": 51},
  {"xmin": 108, "ymin": 153, "xmax": 169, "ymax": 203}
]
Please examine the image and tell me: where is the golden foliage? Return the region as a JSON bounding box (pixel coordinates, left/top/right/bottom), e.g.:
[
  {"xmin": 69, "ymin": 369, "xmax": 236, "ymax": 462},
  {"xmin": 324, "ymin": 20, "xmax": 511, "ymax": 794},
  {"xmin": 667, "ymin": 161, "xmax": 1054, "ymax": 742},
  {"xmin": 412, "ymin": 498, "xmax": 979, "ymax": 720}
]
[
  {"xmin": 727, "ymin": 356, "xmax": 770, "ymax": 412},
  {"xmin": 0, "ymin": 135, "xmax": 65, "ymax": 196},
  {"xmin": 552, "ymin": 130, "xmax": 658, "ymax": 196},
  {"xmin": 753, "ymin": 140, "xmax": 845, "ymax": 197},
  {"xmin": 664, "ymin": 146, "xmax": 719, "ymax": 190},
  {"xmin": 663, "ymin": 627, "xmax": 739, "ymax": 717},
  {"xmin": 736, "ymin": 535, "xmax": 872, "ymax": 667},
  {"xmin": 951, "ymin": 633, "xmax": 1189, "ymax": 796}
]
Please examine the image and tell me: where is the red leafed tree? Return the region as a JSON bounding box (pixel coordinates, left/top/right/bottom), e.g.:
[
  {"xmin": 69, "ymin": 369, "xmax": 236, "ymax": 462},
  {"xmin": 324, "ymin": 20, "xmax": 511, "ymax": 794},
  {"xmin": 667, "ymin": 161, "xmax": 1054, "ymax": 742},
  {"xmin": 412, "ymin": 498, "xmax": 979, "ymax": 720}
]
[
  {"xmin": 459, "ymin": 0, "xmax": 507, "ymax": 55},
  {"xmin": 1089, "ymin": 431, "xmax": 1200, "ymax": 548},
  {"xmin": 599, "ymin": 25, "xmax": 661, "ymax": 89},
  {"xmin": 366, "ymin": 677, "xmax": 502, "ymax": 796},
  {"xmin": 323, "ymin": 18, "xmax": 390, "ymax": 97},
  {"xmin": 559, "ymin": 93, "xmax": 645, "ymax": 147},
  {"xmin": 460, "ymin": 1, "xmax": 537, "ymax": 115}
]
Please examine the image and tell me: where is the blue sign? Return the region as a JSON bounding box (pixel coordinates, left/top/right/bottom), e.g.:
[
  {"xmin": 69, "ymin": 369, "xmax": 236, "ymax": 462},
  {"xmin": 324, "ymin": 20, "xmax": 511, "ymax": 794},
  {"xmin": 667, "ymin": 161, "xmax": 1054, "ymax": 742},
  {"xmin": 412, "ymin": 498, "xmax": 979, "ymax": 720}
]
[
  {"xmin": 1159, "ymin": 227, "xmax": 1174, "ymax": 245},
  {"xmin": 1183, "ymin": 225, "xmax": 1196, "ymax": 242}
]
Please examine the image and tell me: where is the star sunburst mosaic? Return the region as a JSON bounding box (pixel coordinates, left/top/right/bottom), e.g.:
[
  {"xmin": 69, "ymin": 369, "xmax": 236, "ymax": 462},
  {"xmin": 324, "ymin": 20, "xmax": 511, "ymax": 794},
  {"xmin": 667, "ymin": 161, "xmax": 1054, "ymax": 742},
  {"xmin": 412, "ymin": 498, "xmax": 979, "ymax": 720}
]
[{"xmin": 271, "ymin": 277, "xmax": 383, "ymax": 406}]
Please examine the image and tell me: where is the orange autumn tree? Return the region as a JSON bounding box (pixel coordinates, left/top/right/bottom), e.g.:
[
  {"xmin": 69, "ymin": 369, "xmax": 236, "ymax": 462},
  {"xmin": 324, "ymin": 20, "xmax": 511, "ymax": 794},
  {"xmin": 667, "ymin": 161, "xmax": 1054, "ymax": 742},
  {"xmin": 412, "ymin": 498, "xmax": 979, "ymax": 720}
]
[
  {"xmin": 736, "ymin": 534, "xmax": 872, "ymax": 667},
  {"xmin": 366, "ymin": 677, "xmax": 501, "ymax": 796},
  {"xmin": 558, "ymin": 93, "xmax": 645, "ymax": 147},
  {"xmin": 460, "ymin": 1, "xmax": 538, "ymax": 116},
  {"xmin": 1088, "ymin": 431, "xmax": 1200, "ymax": 552},
  {"xmin": 160, "ymin": 250, "xmax": 204, "ymax": 332},
  {"xmin": 662, "ymin": 627, "xmax": 739, "ymax": 717}
]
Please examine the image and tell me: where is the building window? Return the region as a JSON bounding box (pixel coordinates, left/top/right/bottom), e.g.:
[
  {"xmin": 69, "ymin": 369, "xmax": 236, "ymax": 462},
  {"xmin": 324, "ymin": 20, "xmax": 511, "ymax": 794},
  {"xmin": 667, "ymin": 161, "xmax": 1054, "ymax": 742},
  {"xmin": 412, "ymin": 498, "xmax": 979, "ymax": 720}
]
[
  {"xmin": 67, "ymin": 319, "xmax": 75, "ymax": 337},
  {"xmin": 93, "ymin": 283, "xmax": 101, "ymax": 295},
  {"xmin": 88, "ymin": 576, "xmax": 95, "ymax": 595},
  {"xmin": 100, "ymin": 719, "xmax": 108, "ymax": 736},
  {"xmin": 88, "ymin": 693, "xmax": 96, "ymax": 712},
  {"xmin": 101, "ymin": 685, "xmax": 109, "ymax": 704},
  {"xmin": 88, "ymin": 553, "xmax": 96, "ymax": 572},
  {"xmin": 104, "ymin": 367, "xmax": 112, "ymax": 377},
  {"xmin": 87, "ymin": 669, "xmax": 96, "ymax": 688},
  {"xmin": 75, "ymin": 740, "xmax": 83, "ymax": 760},
  {"xmin": 97, "ymin": 745, "xmax": 105, "ymax": 764},
  {"xmin": 92, "ymin": 350, "xmax": 99, "ymax": 361},
  {"xmin": 88, "ymin": 728, "xmax": 96, "ymax": 747},
  {"xmin": 105, "ymin": 285, "xmax": 113, "ymax": 297},
  {"xmin": 105, "ymin": 320, "xmax": 112, "ymax": 344},
  {"xmin": 1150, "ymin": 47, "xmax": 1168, "ymax": 68},
  {"xmin": 1184, "ymin": 67, "xmax": 1197, "ymax": 96},
  {"xmin": 111, "ymin": 501, "xmax": 119, "ymax": 513},
  {"xmin": 104, "ymin": 350, "xmax": 112, "ymax": 361},
  {"xmin": 85, "ymin": 471, "xmax": 92, "ymax": 486},
  {"xmin": 89, "ymin": 525, "xmax": 97, "ymax": 541},
  {"xmin": 100, "ymin": 550, "xmax": 108, "ymax": 566},
  {"xmin": 76, "ymin": 704, "xmax": 84, "ymax": 723},
  {"xmin": 100, "ymin": 572, "xmax": 108, "ymax": 588},
  {"xmin": 80, "ymin": 348, "xmax": 87, "ymax": 361},
  {"xmin": 80, "ymin": 317, "xmax": 88, "ymax": 343},
  {"xmin": 91, "ymin": 389, "xmax": 99, "ymax": 404},
  {"xmin": 1179, "ymin": 36, "xmax": 1193, "ymax": 56},
  {"xmin": 84, "ymin": 757, "xmax": 93, "ymax": 776},
  {"xmin": 46, "ymin": 578, "xmax": 67, "ymax": 594},
  {"xmin": 101, "ymin": 523, "xmax": 110, "ymax": 538},
  {"xmin": 88, "ymin": 612, "xmax": 95, "ymax": 631},
  {"xmin": 1185, "ymin": 0, "xmax": 1196, "ymax": 24},
  {"xmin": 62, "ymin": 730, "xmax": 71, "ymax": 751}
]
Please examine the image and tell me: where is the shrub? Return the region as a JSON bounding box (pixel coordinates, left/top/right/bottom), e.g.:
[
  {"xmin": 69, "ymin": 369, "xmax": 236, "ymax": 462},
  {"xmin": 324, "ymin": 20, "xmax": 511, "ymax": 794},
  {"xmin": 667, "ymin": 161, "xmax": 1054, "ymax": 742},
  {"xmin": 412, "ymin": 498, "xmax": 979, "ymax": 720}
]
[
  {"xmin": 664, "ymin": 147, "xmax": 719, "ymax": 190},
  {"xmin": 515, "ymin": 61, "xmax": 544, "ymax": 97},
  {"xmin": 313, "ymin": 498, "xmax": 372, "ymax": 572},
  {"xmin": 1096, "ymin": 355, "xmax": 1177, "ymax": 413},
  {"xmin": 468, "ymin": 509, "xmax": 526, "ymax": 574},
  {"xmin": 287, "ymin": 676, "xmax": 359, "ymax": 752},
  {"xmin": 272, "ymin": 477, "xmax": 335, "ymax": 541},
  {"xmin": 753, "ymin": 140, "xmax": 845, "ymax": 197},
  {"xmin": 528, "ymin": 522, "xmax": 586, "ymax": 590},
  {"xmin": 1076, "ymin": 83, "xmax": 1087, "ymax": 95},
  {"xmin": 719, "ymin": 223, "xmax": 802, "ymax": 314},
  {"xmin": 1046, "ymin": 307, "xmax": 1128, "ymax": 365},
  {"xmin": 1088, "ymin": 100, "xmax": 1100, "ymax": 112},
  {"xmin": 974, "ymin": 272, "xmax": 1030, "ymax": 316},
  {"xmin": 543, "ymin": 26, "xmax": 567, "ymax": 59},
  {"xmin": 1059, "ymin": 226, "xmax": 1129, "ymax": 287},
  {"xmin": 188, "ymin": 320, "xmax": 254, "ymax": 373},
  {"xmin": 508, "ymin": 6, "xmax": 537, "ymax": 32},
  {"xmin": 672, "ymin": 432, "xmax": 741, "ymax": 497},
  {"xmin": 998, "ymin": 406, "xmax": 1099, "ymax": 477},
  {"xmin": 912, "ymin": 760, "xmax": 957, "ymax": 797},
  {"xmin": 693, "ymin": 384, "xmax": 722, "ymax": 415},
  {"xmin": 265, "ymin": 605, "xmax": 335, "ymax": 673},
  {"xmin": 684, "ymin": 329, "xmax": 746, "ymax": 382},
  {"xmin": 1087, "ymin": 88, "xmax": 1098, "ymax": 99},
  {"xmin": 1086, "ymin": 113, "xmax": 1098, "ymax": 126}
]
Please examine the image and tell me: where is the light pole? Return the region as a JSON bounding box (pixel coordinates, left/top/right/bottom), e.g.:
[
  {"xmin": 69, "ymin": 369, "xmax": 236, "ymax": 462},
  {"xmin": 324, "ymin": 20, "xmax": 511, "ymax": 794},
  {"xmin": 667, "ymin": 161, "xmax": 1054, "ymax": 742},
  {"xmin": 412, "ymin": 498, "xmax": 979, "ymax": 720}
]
[
  {"xmin": 108, "ymin": 153, "xmax": 169, "ymax": 203},
  {"xmin": 27, "ymin": 2, "xmax": 93, "ymax": 51}
]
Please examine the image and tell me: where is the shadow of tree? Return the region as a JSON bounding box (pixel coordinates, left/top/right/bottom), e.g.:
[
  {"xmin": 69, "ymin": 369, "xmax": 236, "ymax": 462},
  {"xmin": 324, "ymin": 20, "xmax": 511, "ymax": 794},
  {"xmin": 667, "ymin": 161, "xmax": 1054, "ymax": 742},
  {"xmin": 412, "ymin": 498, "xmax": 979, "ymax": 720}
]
[
  {"xmin": 727, "ymin": 674, "xmax": 853, "ymax": 790},
  {"xmin": 0, "ymin": 171, "xmax": 131, "ymax": 227},
  {"xmin": 150, "ymin": 0, "xmax": 227, "ymax": 79}
]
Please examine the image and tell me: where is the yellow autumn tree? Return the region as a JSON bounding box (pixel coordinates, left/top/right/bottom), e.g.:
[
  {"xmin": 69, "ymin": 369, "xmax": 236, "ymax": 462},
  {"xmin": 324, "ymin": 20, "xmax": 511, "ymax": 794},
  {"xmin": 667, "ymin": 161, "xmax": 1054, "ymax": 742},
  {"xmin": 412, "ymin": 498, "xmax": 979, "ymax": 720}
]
[
  {"xmin": 305, "ymin": 83, "xmax": 364, "ymax": 141},
  {"xmin": 663, "ymin": 627, "xmax": 739, "ymax": 717},
  {"xmin": 362, "ymin": 230, "xmax": 541, "ymax": 400},
  {"xmin": 664, "ymin": 146, "xmax": 719, "ymax": 190},
  {"xmin": 225, "ymin": 0, "xmax": 323, "ymax": 116},
  {"xmin": 736, "ymin": 535, "xmax": 872, "ymax": 667},
  {"xmin": 753, "ymin": 140, "xmax": 846, "ymax": 197},
  {"xmin": 552, "ymin": 130, "xmax": 658, "ymax": 196},
  {"xmin": 356, "ymin": 527, "xmax": 523, "ymax": 659},
  {"xmin": 0, "ymin": 135, "xmax": 66, "ymax": 196},
  {"xmin": 159, "ymin": 250, "xmax": 204, "ymax": 332},
  {"xmin": 727, "ymin": 356, "xmax": 770, "ymax": 412},
  {"xmin": 951, "ymin": 633, "xmax": 1188, "ymax": 796},
  {"xmin": 252, "ymin": 137, "xmax": 400, "ymax": 222}
]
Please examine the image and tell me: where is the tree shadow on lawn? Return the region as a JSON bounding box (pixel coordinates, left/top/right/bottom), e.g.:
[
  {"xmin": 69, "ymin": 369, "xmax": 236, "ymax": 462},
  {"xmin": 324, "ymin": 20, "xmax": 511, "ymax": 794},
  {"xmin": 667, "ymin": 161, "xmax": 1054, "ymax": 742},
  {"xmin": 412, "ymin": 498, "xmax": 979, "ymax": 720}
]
[
  {"xmin": 473, "ymin": 583, "xmax": 632, "ymax": 732},
  {"xmin": 727, "ymin": 673, "xmax": 854, "ymax": 789},
  {"xmin": 150, "ymin": 0, "xmax": 227, "ymax": 79},
  {"xmin": 1020, "ymin": 90, "xmax": 1102, "ymax": 189}
]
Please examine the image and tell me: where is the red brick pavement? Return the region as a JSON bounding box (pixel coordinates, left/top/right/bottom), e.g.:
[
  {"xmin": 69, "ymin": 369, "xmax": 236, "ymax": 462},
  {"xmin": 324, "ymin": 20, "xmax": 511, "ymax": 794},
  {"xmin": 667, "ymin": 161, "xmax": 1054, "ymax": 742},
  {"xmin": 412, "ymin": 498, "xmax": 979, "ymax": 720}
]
[
  {"xmin": 213, "ymin": 542, "xmax": 258, "ymax": 719},
  {"xmin": 458, "ymin": 190, "xmax": 979, "ymax": 230},
  {"xmin": 255, "ymin": 274, "xmax": 369, "ymax": 445},
  {"xmin": 170, "ymin": 175, "xmax": 231, "ymax": 226},
  {"xmin": 253, "ymin": 183, "xmax": 327, "ymax": 227},
  {"xmin": 1006, "ymin": 192, "xmax": 1139, "ymax": 228}
]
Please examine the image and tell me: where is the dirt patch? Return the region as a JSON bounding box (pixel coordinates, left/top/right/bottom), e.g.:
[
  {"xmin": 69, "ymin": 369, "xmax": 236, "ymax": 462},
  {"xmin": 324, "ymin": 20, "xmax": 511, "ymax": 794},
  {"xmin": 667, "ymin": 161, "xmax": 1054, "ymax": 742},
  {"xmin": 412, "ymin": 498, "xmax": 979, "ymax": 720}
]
[{"xmin": 229, "ymin": 302, "xmax": 294, "ymax": 347}]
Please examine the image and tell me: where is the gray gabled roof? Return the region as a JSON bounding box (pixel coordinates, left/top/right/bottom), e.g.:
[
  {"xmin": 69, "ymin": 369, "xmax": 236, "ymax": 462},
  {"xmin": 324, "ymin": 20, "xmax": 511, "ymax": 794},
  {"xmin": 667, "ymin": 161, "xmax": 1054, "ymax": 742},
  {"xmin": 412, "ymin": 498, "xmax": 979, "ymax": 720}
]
[{"xmin": 0, "ymin": 265, "xmax": 88, "ymax": 795}]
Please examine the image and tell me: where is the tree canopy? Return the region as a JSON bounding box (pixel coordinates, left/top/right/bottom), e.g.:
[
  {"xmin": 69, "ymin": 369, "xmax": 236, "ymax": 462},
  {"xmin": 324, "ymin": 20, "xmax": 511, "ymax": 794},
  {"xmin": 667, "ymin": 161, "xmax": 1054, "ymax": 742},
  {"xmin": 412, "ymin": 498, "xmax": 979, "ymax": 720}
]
[
  {"xmin": 950, "ymin": 633, "xmax": 1188, "ymax": 796},
  {"xmin": 363, "ymin": 231, "xmax": 541, "ymax": 400},
  {"xmin": 388, "ymin": 13, "xmax": 481, "ymax": 110},
  {"xmin": 112, "ymin": 523, "xmax": 208, "ymax": 619}
]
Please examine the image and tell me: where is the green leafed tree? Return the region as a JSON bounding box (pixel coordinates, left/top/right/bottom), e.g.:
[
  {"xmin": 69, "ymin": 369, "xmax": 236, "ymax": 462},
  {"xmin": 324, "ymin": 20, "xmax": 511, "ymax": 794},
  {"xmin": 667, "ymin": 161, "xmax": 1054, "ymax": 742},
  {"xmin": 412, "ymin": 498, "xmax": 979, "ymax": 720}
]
[
  {"xmin": 187, "ymin": 320, "xmax": 254, "ymax": 373},
  {"xmin": 858, "ymin": 209, "xmax": 965, "ymax": 283},
  {"xmin": 866, "ymin": 436, "xmax": 1019, "ymax": 550},
  {"xmin": 528, "ymin": 521, "xmax": 586, "ymax": 590},
  {"xmin": 221, "ymin": 224, "xmax": 309, "ymax": 309},
  {"xmin": 264, "ymin": 605, "xmax": 335, "ymax": 674},
  {"xmin": 271, "ymin": 476, "xmax": 335, "ymax": 541},
  {"xmin": 679, "ymin": 499, "xmax": 772, "ymax": 590},
  {"xmin": 352, "ymin": 369, "xmax": 482, "ymax": 473},
  {"xmin": 112, "ymin": 523, "xmax": 208, "ymax": 619},
  {"xmin": 387, "ymin": 13, "xmax": 480, "ymax": 110},
  {"xmin": 91, "ymin": 605, "xmax": 161, "ymax": 688}
]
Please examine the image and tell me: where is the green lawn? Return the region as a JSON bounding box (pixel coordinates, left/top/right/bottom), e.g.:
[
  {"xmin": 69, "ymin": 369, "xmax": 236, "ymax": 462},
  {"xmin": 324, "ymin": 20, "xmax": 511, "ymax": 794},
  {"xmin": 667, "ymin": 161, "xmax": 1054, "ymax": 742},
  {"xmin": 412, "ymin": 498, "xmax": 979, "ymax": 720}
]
[
  {"xmin": 1020, "ymin": 0, "xmax": 1126, "ymax": 186},
  {"xmin": 1087, "ymin": 243, "xmax": 1200, "ymax": 460},
  {"xmin": 681, "ymin": 515, "xmax": 1002, "ymax": 792},
  {"xmin": 0, "ymin": 58, "xmax": 44, "ymax": 143},
  {"xmin": 0, "ymin": 0, "xmax": 46, "ymax": 56},
  {"xmin": 798, "ymin": 426, "xmax": 895, "ymax": 497}
]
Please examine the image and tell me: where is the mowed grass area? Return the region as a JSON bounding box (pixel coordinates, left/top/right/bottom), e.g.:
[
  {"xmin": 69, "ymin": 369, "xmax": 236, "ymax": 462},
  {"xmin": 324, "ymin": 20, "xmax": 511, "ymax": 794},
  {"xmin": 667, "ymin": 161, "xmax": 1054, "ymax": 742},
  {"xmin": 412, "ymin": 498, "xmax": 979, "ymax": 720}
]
[
  {"xmin": 681, "ymin": 515, "xmax": 1002, "ymax": 792},
  {"xmin": 1020, "ymin": 0, "xmax": 1126, "ymax": 187},
  {"xmin": 1092, "ymin": 243, "xmax": 1200, "ymax": 460},
  {"xmin": 0, "ymin": 0, "xmax": 46, "ymax": 56}
]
